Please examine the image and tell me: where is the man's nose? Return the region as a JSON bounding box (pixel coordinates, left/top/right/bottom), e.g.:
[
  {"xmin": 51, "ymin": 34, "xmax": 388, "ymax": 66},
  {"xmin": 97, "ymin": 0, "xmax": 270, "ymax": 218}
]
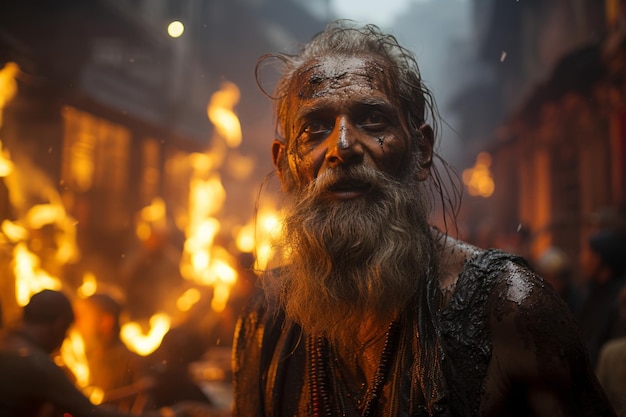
[{"xmin": 325, "ymin": 117, "xmax": 364, "ymax": 166}]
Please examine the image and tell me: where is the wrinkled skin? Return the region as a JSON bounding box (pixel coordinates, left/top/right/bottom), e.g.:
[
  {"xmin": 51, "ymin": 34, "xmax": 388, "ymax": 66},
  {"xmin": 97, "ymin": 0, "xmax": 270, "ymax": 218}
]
[
  {"xmin": 272, "ymin": 54, "xmax": 433, "ymax": 194},
  {"xmin": 232, "ymin": 53, "xmax": 616, "ymax": 416}
]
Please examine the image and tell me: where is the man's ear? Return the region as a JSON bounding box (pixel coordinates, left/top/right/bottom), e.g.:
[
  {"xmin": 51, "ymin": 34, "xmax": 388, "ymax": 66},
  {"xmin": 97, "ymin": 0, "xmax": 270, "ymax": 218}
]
[
  {"xmin": 272, "ymin": 139, "xmax": 286, "ymax": 186},
  {"xmin": 415, "ymin": 124, "xmax": 434, "ymax": 181}
]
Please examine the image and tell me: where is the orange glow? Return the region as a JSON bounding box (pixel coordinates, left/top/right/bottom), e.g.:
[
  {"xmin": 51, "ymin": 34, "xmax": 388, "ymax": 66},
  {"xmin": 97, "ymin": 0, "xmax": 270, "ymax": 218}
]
[
  {"xmin": 120, "ymin": 313, "xmax": 171, "ymax": 356},
  {"xmin": 69, "ymin": 132, "xmax": 95, "ymax": 192},
  {"xmin": 176, "ymin": 287, "xmax": 201, "ymax": 312},
  {"xmin": 235, "ymin": 222, "xmax": 255, "ymax": 253},
  {"xmin": 0, "ymin": 140, "xmax": 13, "ymax": 177},
  {"xmin": 77, "ymin": 272, "xmax": 98, "ymax": 299},
  {"xmin": 136, "ymin": 197, "xmax": 167, "ymax": 241},
  {"xmin": 140, "ymin": 197, "xmax": 166, "ymax": 223},
  {"xmin": 462, "ymin": 152, "xmax": 495, "ymax": 198},
  {"xmin": 59, "ymin": 329, "xmax": 106, "ymax": 405},
  {"xmin": 241, "ymin": 208, "xmax": 281, "ymax": 271},
  {"xmin": 235, "ymin": 208, "xmax": 281, "ymax": 270},
  {"xmin": 207, "ymin": 81, "xmax": 242, "ymax": 148},
  {"xmin": 0, "ymin": 62, "xmax": 19, "ymax": 126},
  {"xmin": 12, "ymin": 242, "xmax": 63, "ymax": 306},
  {"xmin": 1, "ymin": 219, "xmax": 28, "ymax": 242},
  {"xmin": 208, "ymin": 247, "xmax": 238, "ymax": 312},
  {"xmin": 60, "ymin": 329, "xmax": 90, "ymax": 389},
  {"xmin": 179, "ymin": 149, "xmax": 242, "ymax": 312},
  {"xmin": 24, "ymin": 203, "xmax": 79, "ymax": 265},
  {"xmin": 0, "ymin": 64, "xmax": 17, "ymax": 177}
]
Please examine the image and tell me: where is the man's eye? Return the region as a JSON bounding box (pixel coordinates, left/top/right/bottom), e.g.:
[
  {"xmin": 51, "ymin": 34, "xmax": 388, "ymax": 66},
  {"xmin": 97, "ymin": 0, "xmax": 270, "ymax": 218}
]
[
  {"xmin": 360, "ymin": 113, "xmax": 386, "ymax": 129},
  {"xmin": 303, "ymin": 122, "xmax": 329, "ymax": 135}
]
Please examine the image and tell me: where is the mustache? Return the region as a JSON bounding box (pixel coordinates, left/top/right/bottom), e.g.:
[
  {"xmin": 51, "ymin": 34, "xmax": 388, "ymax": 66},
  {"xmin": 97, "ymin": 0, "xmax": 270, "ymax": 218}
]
[{"xmin": 307, "ymin": 165, "xmax": 399, "ymax": 198}]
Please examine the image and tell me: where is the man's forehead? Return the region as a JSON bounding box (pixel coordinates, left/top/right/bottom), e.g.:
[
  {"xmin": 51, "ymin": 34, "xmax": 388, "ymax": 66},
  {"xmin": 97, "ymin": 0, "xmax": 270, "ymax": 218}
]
[
  {"xmin": 292, "ymin": 54, "xmax": 389, "ymax": 99},
  {"xmin": 298, "ymin": 54, "xmax": 384, "ymax": 75}
]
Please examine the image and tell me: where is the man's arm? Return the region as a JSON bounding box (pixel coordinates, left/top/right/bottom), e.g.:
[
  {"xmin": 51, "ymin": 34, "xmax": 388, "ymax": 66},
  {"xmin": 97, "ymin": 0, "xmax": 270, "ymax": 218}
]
[{"xmin": 483, "ymin": 263, "xmax": 616, "ymax": 417}]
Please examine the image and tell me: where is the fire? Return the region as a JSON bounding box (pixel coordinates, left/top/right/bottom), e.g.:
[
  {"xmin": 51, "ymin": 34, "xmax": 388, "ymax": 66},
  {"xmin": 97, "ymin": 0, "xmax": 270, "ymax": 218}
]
[
  {"xmin": 0, "ymin": 140, "xmax": 13, "ymax": 177},
  {"xmin": 462, "ymin": 152, "xmax": 495, "ymax": 198},
  {"xmin": 120, "ymin": 313, "xmax": 171, "ymax": 356},
  {"xmin": 0, "ymin": 62, "xmax": 19, "ymax": 126},
  {"xmin": 12, "ymin": 242, "xmax": 62, "ymax": 306},
  {"xmin": 176, "ymin": 287, "xmax": 201, "ymax": 312},
  {"xmin": 1, "ymin": 219, "xmax": 28, "ymax": 241},
  {"xmin": 59, "ymin": 329, "xmax": 90, "ymax": 389},
  {"xmin": 175, "ymin": 80, "xmax": 250, "ymax": 313},
  {"xmin": 0, "ymin": 64, "xmax": 18, "ymax": 176},
  {"xmin": 59, "ymin": 328, "xmax": 105, "ymax": 405},
  {"xmin": 77, "ymin": 271, "xmax": 98, "ymax": 299},
  {"xmin": 236, "ymin": 206, "xmax": 281, "ymax": 271},
  {"xmin": 179, "ymin": 169, "xmax": 240, "ymax": 312},
  {"xmin": 25, "ymin": 203, "xmax": 79, "ymax": 265},
  {"xmin": 136, "ymin": 197, "xmax": 167, "ymax": 241},
  {"xmin": 207, "ymin": 81, "xmax": 242, "ymax": 148}
]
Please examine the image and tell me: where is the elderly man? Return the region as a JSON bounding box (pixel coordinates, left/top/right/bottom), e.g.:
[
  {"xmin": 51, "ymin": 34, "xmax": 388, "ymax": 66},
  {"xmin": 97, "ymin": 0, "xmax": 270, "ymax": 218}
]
[{"xmin": 232, "ymin": 21, "xmax": 615, "ymax": 416}]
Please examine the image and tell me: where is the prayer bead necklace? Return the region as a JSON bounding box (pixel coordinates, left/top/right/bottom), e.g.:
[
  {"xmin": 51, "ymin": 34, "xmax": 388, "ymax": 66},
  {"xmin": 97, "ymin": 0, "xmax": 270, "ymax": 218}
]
[{"xmin": 308, "ymin": 319, "xmax": 402, "ymax": 417}]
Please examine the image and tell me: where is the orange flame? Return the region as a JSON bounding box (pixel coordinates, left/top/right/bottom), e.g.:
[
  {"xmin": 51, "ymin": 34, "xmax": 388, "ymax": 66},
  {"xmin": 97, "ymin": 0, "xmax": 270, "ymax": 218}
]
[
  {"xmin": 0, "ymin": 62, "xmax": 19, "ymax": 126},
  {"xmin": 12, "ymin": 242, "xmax": 62, "ymax": 306},
  {"xmin": 236, "ymin": 205, "xmax": 281, "ymax": 271},
  {"xmin": 176, "ymin": 288, "xmax": 201, "ymax": 312},
  {"xmin": 0, "ymin": 140, "xmax": 13, "ymax": 177},
  {"xmin": 207, "ymin": 81, "xmax": 242, "ymax": 148},
  {"xmin": 136, "ymin": 197, "xmax": 167, "ymax": 241},
  {"xmin": 120, "ymin": 313, "xmax": 171, "ymax": 356},
  {"xmin": 462, "ymin": 152, "xmax": 495, "ymax": 198},
  {"xmin": 59, "ymin": 329, "xmax": 90, "ymax": 388},
  {"xmin": 179, "ymin": 153, "xmax": 240, "ymax": 312},
  {"xmin": 77, "ymin": 272, "xmax": 98, "ymax": 299}
]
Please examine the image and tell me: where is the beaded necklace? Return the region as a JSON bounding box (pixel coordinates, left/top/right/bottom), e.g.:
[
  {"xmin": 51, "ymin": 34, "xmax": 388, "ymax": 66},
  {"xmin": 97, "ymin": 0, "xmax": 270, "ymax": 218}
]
[{"xmin": 308, "ymin": 319, "xmax": 402, "ymax": 417}]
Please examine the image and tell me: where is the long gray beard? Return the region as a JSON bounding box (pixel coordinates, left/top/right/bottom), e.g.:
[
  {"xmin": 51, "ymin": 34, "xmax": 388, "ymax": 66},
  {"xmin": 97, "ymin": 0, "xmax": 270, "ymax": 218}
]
[{"xmin": 265, "ymin": 164, "xmax": 436, "ymax": 347}]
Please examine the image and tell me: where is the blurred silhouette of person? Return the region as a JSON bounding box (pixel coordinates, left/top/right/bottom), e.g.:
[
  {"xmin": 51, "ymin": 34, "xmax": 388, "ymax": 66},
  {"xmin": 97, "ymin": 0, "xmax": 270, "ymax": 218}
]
[
  {"xmin": 534, "ymin": 246, "xmax": 583, "ymax": 314},
  {"xmin": 596, "ymin": 286, "xmax": 626, "ymax": 417},
  {"xmin": 597, "ymin": 335, "xmax": 626, "ymax": 417},
  {"xmin": 146, "ymin": 327, "xmax": 213, "ymax": 408},
  {"xmin": 73, "ymin": 293, "xmax": 145, "ymax": 404},
  {"xmin": 577, "ymin": 229, "xmax": 626, "ymax": 368},
  {"xmin": 0, "ymin": 289, "xmax": 182, "ymax": 417}
]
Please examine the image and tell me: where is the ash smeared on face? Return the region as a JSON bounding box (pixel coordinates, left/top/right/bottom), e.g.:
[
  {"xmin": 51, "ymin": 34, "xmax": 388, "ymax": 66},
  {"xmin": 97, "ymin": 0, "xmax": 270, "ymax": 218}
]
[{"xmin": 295, "ymin": 55, "xmax": 388, "ymax": 100}]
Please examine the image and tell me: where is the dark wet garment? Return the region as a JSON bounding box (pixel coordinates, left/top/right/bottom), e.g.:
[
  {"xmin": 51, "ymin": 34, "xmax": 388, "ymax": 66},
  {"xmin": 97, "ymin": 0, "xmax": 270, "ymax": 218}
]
[{"xmin": 232, "ymin": 249, "xmax": 616, "ymax": 416}]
